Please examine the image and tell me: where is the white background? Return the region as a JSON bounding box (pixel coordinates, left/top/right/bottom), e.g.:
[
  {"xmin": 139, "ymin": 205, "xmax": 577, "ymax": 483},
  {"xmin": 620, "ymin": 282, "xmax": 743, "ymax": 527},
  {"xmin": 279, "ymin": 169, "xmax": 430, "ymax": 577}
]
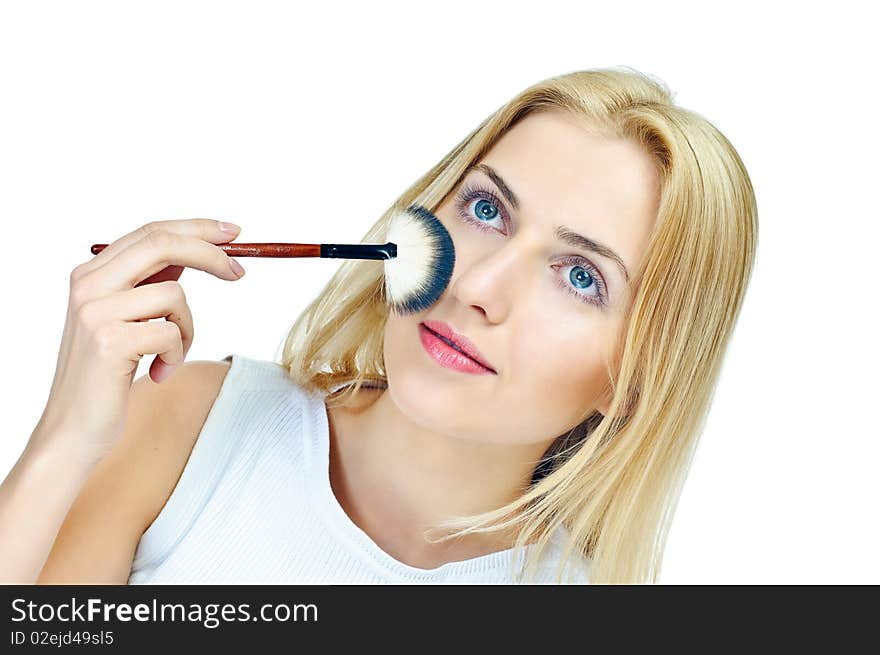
[{"xmin": 1, "ymin": 0, "xmax": 877, "ymax": 583}]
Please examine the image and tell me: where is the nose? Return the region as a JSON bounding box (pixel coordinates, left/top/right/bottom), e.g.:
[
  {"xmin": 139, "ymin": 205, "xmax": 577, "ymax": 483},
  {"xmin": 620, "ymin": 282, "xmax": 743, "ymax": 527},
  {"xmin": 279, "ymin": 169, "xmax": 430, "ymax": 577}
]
[{"xmin": 447, "ymin": 238, "xmax": 530, "ymax": 324}]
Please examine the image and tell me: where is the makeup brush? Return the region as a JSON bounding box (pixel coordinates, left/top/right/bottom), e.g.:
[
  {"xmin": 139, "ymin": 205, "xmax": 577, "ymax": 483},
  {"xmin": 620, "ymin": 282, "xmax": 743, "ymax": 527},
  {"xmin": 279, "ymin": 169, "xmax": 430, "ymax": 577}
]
[{"xmin": 90, "ymin": 204, "xmax": 456, "ymax": 315}]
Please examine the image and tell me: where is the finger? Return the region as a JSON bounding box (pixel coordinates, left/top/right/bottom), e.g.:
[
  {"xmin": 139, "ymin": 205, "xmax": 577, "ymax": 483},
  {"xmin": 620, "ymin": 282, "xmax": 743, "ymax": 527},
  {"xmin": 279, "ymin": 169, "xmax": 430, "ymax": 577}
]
[
  {"xmin": 150, "ymin": 355, "xmax": 176, "ymax": 384},
  {"xmin": 84, "ymin": 228, "xmax": 244, "ymax": 293},
  {"xmin": 82, "ymin": 280, "xmax": 195, "ymax": 358},
  {"xmin": 123, "ymin": 320, "xmax": 185, "ymax": 383},
  {"xmin": 81, "ymin": 218, "xmax": 241, "ymax": 277}
]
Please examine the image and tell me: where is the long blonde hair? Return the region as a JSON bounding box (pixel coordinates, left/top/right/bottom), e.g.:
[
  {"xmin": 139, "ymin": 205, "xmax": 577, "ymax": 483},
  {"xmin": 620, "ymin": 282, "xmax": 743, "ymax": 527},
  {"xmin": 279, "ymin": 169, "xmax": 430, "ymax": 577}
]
[{"xmin": 279, "ymin": 66, "xmax": 758, "ymax": 584}]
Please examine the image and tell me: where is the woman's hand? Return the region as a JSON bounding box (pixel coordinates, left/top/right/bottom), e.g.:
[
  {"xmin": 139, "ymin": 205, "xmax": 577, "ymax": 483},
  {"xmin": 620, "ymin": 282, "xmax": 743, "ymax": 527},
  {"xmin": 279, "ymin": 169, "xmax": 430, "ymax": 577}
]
[{"xmin": 32, "ymin": 218, "xmax": 246, "ymax": 463}]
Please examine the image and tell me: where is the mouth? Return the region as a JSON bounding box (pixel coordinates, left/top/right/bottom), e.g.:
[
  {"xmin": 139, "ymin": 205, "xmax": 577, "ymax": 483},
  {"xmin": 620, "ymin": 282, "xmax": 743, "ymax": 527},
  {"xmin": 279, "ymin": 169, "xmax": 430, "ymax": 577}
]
[{"xmin": 419, "ymin": 320, "xmax": 497, "ymax": 374}]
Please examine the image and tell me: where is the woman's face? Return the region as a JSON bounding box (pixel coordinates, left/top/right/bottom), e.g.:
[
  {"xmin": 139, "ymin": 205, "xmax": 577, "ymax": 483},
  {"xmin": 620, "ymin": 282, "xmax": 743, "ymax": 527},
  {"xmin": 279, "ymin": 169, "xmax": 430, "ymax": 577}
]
[{"xmin": 383, "ymin": 109, "xmax": 660, "ymax": 446}]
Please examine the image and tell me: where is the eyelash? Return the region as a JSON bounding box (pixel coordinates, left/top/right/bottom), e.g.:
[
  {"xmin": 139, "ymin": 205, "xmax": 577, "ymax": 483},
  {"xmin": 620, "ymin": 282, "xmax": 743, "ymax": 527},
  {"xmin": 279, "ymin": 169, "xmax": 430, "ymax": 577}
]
[{"xmin": 453, "ymin": 181, "xmax": 608, "ymax": 308}]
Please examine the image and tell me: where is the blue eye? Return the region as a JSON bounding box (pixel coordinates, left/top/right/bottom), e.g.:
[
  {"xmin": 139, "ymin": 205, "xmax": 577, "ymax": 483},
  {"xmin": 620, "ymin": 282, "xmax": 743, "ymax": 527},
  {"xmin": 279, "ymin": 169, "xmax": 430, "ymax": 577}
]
[
  {"xmin": 453, "ymin": 180, "xmax": 608, "ymax": 309},
  {"xmin": 455, "ymin": 184, "xmax": 506, "ymax": 232},
  {"xmin": 551, "ymin": 260, "xmax": 606, "ymax": 307},
  {"xmin": 570, "ymin": 266, "xmax": 593, "ymax": 290},
  {"xmin": 474, "ymin": 199, "xmax": 499, "ymax": 222}
]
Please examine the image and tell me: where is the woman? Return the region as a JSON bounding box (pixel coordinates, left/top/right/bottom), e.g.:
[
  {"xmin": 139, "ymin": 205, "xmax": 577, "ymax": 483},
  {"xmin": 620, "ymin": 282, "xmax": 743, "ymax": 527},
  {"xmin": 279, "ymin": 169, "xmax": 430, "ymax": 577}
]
[{"xmin": 0, "ymin": 66, "xmax": 757, "ymax": 584}]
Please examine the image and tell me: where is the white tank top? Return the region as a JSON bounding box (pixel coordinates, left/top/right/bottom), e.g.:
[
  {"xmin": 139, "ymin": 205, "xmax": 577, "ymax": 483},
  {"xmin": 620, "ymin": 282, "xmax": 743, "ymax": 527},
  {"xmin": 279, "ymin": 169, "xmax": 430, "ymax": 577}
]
[{"xmin": 127, "ymin": 353, "xmax": 591, "ymax": 584}]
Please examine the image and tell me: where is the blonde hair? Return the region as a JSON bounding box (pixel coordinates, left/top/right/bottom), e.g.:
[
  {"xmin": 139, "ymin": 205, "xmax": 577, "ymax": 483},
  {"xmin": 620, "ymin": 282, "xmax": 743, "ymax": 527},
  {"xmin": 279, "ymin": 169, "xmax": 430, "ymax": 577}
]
[{"xmin": 279, "ymin": 66, "xmax": 758, "ymax": 584}]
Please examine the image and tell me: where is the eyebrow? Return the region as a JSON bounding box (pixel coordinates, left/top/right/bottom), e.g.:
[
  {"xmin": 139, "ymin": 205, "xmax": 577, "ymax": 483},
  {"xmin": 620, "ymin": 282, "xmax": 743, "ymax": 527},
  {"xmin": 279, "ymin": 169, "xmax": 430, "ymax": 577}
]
[
  {"xmin": 473, "ymin": 163, "xmax": 521, "ymax": 210},
  {"xmin": 467, "ymin": 163, "xmax": 631, "ymax": 283}
]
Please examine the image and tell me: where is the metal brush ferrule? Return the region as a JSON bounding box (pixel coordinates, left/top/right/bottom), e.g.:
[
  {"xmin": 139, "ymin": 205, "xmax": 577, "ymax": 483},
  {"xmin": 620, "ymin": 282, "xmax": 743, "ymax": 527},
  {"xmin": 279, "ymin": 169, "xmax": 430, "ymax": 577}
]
[{"xmin": 320, "ymin": 242, "xmax": 397, "ymax": 260}]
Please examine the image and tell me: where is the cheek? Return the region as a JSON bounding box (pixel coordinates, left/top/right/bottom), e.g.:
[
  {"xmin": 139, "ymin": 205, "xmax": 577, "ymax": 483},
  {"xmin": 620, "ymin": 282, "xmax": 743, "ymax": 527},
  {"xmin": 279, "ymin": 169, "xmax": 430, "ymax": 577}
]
[
  {"xmin": 383, "ymin": 310, "xmax": 407, "ymax": 355},
  {"xmin": 507, "ymin": 314, "xmax": 612, "ymax": 426},
  {"xmin": 439, "ymin": 209, "xmax": 482, "ymax": 264}
]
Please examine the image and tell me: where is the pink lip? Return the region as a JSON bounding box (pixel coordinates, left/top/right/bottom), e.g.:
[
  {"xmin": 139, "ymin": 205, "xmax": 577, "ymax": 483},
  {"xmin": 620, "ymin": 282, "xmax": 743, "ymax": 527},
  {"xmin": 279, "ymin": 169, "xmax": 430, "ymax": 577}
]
[{"xmin": 419, "ymin": 320, "xmax": 497, "ymax": 374}]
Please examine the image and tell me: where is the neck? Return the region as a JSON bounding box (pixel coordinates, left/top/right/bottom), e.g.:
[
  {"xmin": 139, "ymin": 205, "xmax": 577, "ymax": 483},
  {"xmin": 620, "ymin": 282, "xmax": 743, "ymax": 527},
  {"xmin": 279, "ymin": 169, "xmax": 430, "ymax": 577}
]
[{"xmin": 325, "ymin": 387, "xmax": 554, "ymax": 569}]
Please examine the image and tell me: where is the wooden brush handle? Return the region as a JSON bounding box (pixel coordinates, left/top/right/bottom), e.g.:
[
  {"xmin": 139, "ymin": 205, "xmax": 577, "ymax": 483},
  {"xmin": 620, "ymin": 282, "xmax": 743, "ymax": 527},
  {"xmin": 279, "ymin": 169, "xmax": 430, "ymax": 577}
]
[{"xmin": 90, "ymin": 242, "xmax": 322, "ymax": 257}]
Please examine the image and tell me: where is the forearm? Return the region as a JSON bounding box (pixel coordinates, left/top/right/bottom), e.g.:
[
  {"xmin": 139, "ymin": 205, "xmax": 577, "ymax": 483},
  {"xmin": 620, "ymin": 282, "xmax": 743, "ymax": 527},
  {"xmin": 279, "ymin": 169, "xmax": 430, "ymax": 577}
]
[{"xmin": 0, "ymin": 427, "xmax": 99, "ymax": 584}]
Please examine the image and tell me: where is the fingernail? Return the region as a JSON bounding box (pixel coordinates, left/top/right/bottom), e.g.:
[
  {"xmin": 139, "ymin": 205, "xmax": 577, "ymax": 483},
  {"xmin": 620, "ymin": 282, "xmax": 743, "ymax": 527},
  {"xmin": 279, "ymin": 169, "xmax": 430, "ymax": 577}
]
[
  {"xmin": 218, "ymin": 221, "xmax": 241, "ymax": 234},
  {"xmin": 229, "ymin": 257, "xmax": 246, "ymax": 278}
]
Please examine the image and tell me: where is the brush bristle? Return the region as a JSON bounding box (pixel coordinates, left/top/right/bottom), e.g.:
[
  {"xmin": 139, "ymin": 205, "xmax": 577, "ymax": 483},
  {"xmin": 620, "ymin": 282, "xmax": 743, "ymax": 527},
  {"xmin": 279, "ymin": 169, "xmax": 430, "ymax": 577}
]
[{"xmin": 383, "ymin": 204, "xmax": 455, "ymax": 315}]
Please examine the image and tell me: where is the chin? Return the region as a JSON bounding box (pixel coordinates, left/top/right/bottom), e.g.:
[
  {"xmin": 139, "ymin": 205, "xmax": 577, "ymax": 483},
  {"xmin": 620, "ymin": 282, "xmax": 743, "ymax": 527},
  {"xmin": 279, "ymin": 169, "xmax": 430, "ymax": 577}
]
[{"xmin": 389, "ymin": 362, "xmax": 508, "ymax": 445}]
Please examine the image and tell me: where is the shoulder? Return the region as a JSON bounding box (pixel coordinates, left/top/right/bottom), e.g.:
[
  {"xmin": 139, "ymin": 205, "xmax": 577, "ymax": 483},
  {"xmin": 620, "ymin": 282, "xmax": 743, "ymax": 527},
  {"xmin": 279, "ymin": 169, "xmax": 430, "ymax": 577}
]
[
  {"xmin": 134, "ymin": 354, "xmax": 319, "ymax": 516},
  {"xmin": 134, "ymin": 357, "xmax": 232, "ymax": 418},
  {"xmin": 37, "ymin": 357, "xmax": 235, "ymax": 583},
  {"xmin": 129, "ymin": 358, "xmax": 235, "ymax": 526},
  {"xmin": 98, "ymin": 357, "xmax": 236, "ymax": 533}
]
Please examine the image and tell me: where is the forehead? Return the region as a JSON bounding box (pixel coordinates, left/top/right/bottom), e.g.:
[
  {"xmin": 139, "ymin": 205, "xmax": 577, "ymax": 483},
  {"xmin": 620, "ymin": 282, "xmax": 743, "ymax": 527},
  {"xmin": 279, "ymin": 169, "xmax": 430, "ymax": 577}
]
[{"xmin": 479, "ymin": 109, "xmax": 660, "ymax": 272}]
